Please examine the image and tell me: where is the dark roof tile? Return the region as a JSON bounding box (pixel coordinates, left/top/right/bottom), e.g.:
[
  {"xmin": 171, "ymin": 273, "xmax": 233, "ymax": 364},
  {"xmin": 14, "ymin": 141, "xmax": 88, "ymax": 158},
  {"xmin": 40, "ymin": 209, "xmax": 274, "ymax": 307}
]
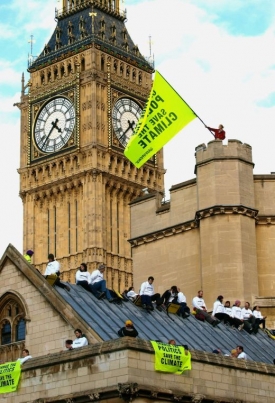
[{"xmin": 57, "ymin": 284, "xmax": 275, "ymax": 364}]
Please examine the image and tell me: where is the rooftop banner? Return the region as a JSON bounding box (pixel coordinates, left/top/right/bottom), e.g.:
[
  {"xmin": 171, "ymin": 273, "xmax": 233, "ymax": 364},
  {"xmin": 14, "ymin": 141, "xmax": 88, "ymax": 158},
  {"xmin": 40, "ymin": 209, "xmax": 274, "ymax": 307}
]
[
  {"xmin": 0, "ymin": 361, "xmax": 21, "ymax": 394},
  {"xmin": 150, "ymin": 341, "xmax": 191, "ymax": 374},
  {"xmin": 124, "ymin": 71, "xmax": 197, "ymax": 168}
]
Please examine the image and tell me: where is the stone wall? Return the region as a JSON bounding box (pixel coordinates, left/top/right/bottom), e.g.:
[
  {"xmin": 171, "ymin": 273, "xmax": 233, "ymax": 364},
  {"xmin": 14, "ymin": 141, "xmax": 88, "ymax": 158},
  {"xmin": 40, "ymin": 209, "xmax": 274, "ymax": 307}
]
[
  {"xmin": 4, "ymin": 338, "xmax": 275, "ymax": 403},
  {"xmin": 130, "ymin": 140, "xmax": 275, "ymax": 326}
]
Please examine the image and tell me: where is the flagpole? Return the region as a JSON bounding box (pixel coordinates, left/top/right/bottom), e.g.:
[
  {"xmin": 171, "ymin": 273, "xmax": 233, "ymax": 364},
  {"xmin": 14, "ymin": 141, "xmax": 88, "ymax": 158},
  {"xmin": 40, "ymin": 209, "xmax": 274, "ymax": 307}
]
[{"xmin": 156, "ymin": 71, "xmax": 215, "ymax": 137}]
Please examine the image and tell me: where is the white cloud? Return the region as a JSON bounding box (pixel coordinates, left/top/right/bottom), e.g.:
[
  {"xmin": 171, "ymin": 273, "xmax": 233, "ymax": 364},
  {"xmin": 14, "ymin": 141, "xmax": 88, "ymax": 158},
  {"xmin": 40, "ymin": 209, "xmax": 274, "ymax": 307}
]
[{"xmin": 126, "ymin": 0, "xmax": 275, "ymax": 192}]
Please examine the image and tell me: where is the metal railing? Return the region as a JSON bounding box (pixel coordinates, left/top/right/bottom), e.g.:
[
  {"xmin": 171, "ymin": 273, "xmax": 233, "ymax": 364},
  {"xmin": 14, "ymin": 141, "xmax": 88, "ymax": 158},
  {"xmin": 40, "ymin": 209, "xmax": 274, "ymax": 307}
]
[{"xmin": 55, "ymin": 0, "xmax": 126, "ymax": 20}]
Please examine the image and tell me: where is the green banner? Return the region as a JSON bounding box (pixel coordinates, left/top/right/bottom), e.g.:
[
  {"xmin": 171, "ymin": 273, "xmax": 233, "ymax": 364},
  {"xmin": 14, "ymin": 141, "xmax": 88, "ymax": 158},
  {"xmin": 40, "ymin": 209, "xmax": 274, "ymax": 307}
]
[
  {"xmin": 124, "ymin": 71, "xmax": 197, "ymax": 168},
  {"xmin": 0, "ymin": 361, "xmax": 21, "ymax": 394},
  {"xmin": 151, "ymin": 341, "xmax": 191, "ymax": 374}
]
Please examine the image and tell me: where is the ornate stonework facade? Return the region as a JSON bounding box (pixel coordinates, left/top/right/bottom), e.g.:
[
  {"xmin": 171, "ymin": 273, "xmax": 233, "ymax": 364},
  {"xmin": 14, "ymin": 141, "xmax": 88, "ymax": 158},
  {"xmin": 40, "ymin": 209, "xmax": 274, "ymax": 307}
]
[
  {"xmin": 17, "ymin": 0, "xmax": 164, "ymax": 290},
  {"xmin": 130, "ymin": 140, "xmax": 275, "ymax": 327}
]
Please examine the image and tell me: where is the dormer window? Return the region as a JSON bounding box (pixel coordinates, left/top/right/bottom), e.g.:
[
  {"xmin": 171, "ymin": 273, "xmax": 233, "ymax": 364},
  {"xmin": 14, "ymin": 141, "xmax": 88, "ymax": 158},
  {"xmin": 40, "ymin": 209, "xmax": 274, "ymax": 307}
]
[
  {"xmin": 111, "ymin": 23, "xmax": 116, "ymax": 37},
  {"xmin": 100, "ymin": 17, "xmax": 106, "ymax": 30},
  {"xmin": 56, "ymin": 27, "xmax": 62, "ymax": 40},
  {"xmin": 122, "ymin": 28, "xmax": 127, "ymax": 42},
  {"xmin": 43, "ymin": 44, "xmax": 51, "ymax": 56}
]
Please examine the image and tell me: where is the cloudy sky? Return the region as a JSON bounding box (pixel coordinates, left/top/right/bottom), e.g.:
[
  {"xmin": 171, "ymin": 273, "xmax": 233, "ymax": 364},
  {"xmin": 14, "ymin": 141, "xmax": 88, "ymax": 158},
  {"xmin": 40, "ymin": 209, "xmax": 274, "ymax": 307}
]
[{"xmin": 1, "ymin": 0, "xmax": 275, "ymax": 253}]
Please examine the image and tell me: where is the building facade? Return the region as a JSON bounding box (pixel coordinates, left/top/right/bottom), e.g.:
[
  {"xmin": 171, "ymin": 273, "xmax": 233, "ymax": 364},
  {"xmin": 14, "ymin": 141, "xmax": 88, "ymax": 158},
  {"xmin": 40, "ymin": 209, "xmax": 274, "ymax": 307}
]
[
  {"xmin": 1, "ymin": 245, "xmax": 275, "ymax": 403},
  {"xmin": 18, "ymin": 0, "xmax": 164, "ymax": 290},
  {"xmin": 130, "ymin": 140, "xmax": 275, "ymax": 327}
]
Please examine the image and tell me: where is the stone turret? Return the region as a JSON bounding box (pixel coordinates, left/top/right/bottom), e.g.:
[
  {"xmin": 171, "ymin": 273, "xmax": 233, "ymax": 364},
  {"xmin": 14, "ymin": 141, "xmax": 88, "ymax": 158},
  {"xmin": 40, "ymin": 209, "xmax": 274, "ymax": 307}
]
[{"xmin": 195, "ymin": 140, "xmax": 258, "ymax": 303}]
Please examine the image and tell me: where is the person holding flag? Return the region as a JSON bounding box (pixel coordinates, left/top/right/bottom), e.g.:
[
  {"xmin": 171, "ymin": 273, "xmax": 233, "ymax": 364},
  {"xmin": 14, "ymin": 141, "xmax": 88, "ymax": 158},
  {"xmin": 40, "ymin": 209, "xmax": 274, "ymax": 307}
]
[{"xmin": 205, "ymin": 124, "xmax": 226, "ymax": 140}]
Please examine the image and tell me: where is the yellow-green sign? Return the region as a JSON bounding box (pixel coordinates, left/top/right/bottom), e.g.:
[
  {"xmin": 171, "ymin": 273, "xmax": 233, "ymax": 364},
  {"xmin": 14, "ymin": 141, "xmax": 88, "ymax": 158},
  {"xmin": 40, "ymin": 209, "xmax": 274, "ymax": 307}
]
[
  {"xmin": 124, "ymin": 71, "xmax": 197, "ymax": 168},
  {"xmin": 151, "ymin": 341, "xmax": 191, "ymax": 374},
  {"xmin": 0, "ymin": 361, "xmax": 21, "ymax": 394}
]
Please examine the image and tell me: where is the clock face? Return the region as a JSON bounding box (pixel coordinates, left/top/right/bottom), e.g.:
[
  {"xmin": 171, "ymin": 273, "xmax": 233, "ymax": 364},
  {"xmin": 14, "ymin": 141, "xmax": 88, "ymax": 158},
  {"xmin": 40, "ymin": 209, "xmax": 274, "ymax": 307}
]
[
  {"xmin": 112, "ymin": 98, "xmax": 143, "ymax": 147},
  {"xmin": 34, "ymin": 97, "xmax": 76, "ymax": 153}
]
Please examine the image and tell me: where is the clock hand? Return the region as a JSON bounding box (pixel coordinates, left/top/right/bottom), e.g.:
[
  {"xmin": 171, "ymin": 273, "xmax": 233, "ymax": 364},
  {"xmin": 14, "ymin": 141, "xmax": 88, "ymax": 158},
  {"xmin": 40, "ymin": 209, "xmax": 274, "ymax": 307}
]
[
  {"xmin": 128, "ymin": 120, "xmax": 135, "ymax": 131},
  {"xmin": 41, "ymin": 119, "xmax": 59, "ymax": 148},
  {"xmin": 118, "ymin": 120, "xmax": 136, "ymax": 142}
]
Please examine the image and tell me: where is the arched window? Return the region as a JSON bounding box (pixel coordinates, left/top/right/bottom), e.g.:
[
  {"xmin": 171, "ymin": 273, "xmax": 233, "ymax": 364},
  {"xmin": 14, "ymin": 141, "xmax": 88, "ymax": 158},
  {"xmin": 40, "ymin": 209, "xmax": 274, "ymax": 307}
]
[
  {"xmin": 16, "ymin": 319, "xmax": 26, "ymax": 342},
  {"xmin": 1, "ymin": 322, "xmax": 11, "ymax": 345},
  {"xmin": 0, "ymin": 292, "xmax": 28, "ymax": 346}
]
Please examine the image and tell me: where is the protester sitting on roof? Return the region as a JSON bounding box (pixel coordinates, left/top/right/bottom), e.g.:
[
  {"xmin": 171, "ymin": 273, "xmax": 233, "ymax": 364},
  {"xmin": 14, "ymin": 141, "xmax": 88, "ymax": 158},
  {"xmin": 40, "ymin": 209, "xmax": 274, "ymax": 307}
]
[
  {"xmin": 126, "ymin": 286, "xmax": 138, "ymax": 301},
  {"xmin": 75, "ymin": 263, "xmax": 92, "ymax": 292},
  {"xmin": 253, "ymin": 305, "xmax": 266, "ymax": 329},
  {"xmin": 212, "ymin": 349, "xmax": 222, "ymax": 354},
  {"xmin": 72, "ymin": 329, "xmax": 88, "ymax": 348},
  {"xmin": 118, "ymin": 320, "xmax": 138, "ymax": 338},
  {"xmin": 230, "ymin": 349, "xmax": 238, "ymax": 358},
  {"xmin": 65, "ymin": 340, "xmax": 73, "ymax": 350},
  {"xmin": 223, "ymin": 300, "xmax": 234, "ymax": 326},
  {"xmin": 192, "ymin": 290, "xmax": 220, "ymax": 327},
  {"xmin": 241, "ymin": 302, "xmax": 258, "ymax": 334},
  {"xmin": 90, "ymin": 264, "xmax": 115, "ymax": 303},
  {"xmin": 24, "ymin": 250, "xmax": 34, "ymax": 264},
  {"xmin": 231, "ymin": 300, "xmax": 245, "ymax": 330},
  {"xmin": 212, "ymin": 295, "xmax": 232, "ymax": 324},
  {"xmin": 174, "ymin": 287, "xmax": 190, "ymax": 318},
  {"xmin": 236, "ymin": 345, "xmax": 247, "ymax": 359},
  {"xmin": 140, "ymin": 276, "xmax": 160, "ymax": 311},
  {"xmin": 17, "ymin": 349, "xmax": 32, "ymax": 365},
  {"xmin": 159, "ymin": 286, "xmax": 178, "ymax": 307},
  {"xmin": 44, "ymin": 253, "xmax": 70, "ymax": 291}
]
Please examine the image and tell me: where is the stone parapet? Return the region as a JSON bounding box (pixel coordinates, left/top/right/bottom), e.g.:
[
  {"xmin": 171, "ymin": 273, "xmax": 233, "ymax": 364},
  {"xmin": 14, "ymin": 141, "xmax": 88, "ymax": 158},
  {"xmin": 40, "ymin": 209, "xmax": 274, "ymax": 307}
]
[{"xmin": 6, "ymin": 338, "xmax": 275, "ymax": 403}]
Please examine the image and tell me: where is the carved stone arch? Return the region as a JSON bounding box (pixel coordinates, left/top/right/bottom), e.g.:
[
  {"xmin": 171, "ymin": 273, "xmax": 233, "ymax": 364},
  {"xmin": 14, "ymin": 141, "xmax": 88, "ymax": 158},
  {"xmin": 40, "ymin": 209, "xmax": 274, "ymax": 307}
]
[
  {"xmin": 0, "ymin": 291, "xmax": 30, "ymax": 321},
  {"xmin": 113, "ymin": 58, "xmax": 118, "ymax": 73},
  {"xmin": 47, "ymin": 67, "xmax": 52, "ymax": 82},
  {"xmin": 0, "ymin": 291, "xmax": 30, "ymax": 347},
  {"xmin": 60, "ymin": 63, "xmax": 65, "ymax": 77},
  {"xmin": 40, "ymin": 70, "xmax": 45, "ymax": 85},
  {"xmin": 54, "ymin": 65, "xmax": 58, "ymax": 80},
  {"xmin": 67, "ymin": 61, "xmax": 73, "ymax": 74}
]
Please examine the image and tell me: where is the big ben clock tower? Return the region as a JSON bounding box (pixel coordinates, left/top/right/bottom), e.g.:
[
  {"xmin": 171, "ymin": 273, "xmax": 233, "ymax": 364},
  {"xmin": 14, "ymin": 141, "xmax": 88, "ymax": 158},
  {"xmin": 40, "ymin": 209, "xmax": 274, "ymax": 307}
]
[{"xmin": 18, "ymin": 0, "xmax": 164, "ymax": 290}]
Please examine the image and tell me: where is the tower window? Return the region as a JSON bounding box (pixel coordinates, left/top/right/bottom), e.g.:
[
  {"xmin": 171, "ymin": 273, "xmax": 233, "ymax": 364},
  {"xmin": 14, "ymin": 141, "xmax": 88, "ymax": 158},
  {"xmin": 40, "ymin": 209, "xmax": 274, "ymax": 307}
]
[
  {"xmin": 81, "ymin": 57, "xmax": 85, "ymax": 72},
  {"xmin": 113, "ymin": 59, "xmax": 117, "ymax": 73},
  {"xmin": 101, "ymin": 55, "xmax": 105, "ymax": 71}
]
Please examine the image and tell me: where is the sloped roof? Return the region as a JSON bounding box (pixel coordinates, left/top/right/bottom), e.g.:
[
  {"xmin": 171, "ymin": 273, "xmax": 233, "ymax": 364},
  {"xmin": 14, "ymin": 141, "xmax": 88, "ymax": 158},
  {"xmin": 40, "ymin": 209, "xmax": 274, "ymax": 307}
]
[
  {"xmin": 56, "ymin": 284, "xmax": 275, "ymax": 364},
  {"xmin": 2, "ymin": 244, "xmax": 274, "ymax": 365}
]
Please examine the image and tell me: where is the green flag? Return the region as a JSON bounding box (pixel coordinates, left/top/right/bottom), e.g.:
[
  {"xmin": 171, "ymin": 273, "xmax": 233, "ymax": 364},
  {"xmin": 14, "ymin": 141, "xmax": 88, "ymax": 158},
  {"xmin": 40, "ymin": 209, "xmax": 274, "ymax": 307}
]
[
  {"xmin": 124, "ymin": 71, "xmax": 197, "ymax": 168},
  {"xmin": 0, "ymin": 361, "xmax": 21, "ymax": 394},
  {"xmin": 150, "ymin": 341, "xmax": 191, "ymax": 374}
]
